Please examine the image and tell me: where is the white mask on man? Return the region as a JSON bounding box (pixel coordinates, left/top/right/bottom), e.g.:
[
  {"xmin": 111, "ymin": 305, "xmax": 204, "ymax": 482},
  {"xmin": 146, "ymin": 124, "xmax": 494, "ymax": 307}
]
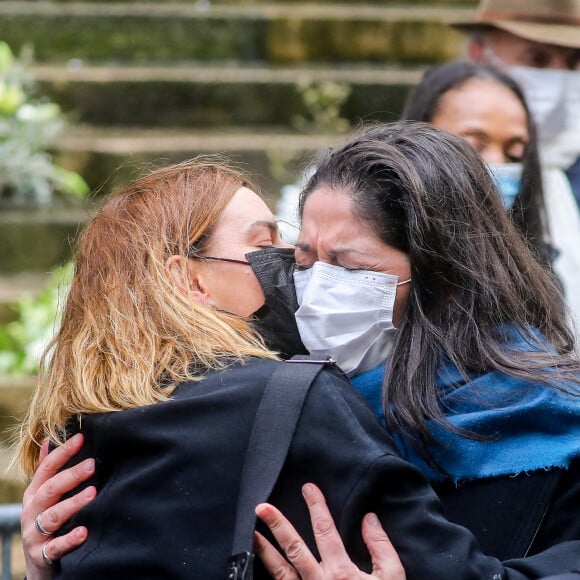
[
  {"xmin": 293, "ymin": 262, "xmax": 411, "ymax": 377},
  {"xmin": 508, "ymin": 66, "xmax": 580, "ymax": 143},
  {"xmin": 482, "ymin": 45, "xmax": 580, "ymax": 168}
]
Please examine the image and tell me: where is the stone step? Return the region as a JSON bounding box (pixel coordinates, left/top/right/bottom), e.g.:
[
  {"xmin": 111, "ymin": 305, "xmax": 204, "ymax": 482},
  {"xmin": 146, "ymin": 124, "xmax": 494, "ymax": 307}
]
[
  {"xmin": 0, "ymin": 273, "xmax": 51, "ymax": 323},
  {"xmin": 27, "ymin": 0, "xmax": 477, "ymax": 5},
  {"xmin": 32, "ymin": 63, "xmax": 422, "ymax": 128},
  {"xmin": 0, "ymin": 2, "xmax": 472, "ymax": 64},
  {"xmin": 0, "ymin": 208, "xmax": 91, "ymax": 273},
  {"xmin": 0, "ymin": 274, "xmax": 49, "ymax": 305},
  {"xmin": 56, "ymin": 126, "xmax": 341, "ymax": 198},
  {"xmin": 0, "ymin": 128, "xmax": 341, "ymax": 272}
]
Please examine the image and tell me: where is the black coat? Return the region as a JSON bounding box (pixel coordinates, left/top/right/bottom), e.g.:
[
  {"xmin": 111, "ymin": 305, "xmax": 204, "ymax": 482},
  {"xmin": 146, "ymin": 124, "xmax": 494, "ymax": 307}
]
[
  {"xmin": 436, "ymin": 457, "xmax": 580, "ymax": 562},
  {"xmin": 54, "ymin": 358, "xmax": 580, "ymax": 579}
]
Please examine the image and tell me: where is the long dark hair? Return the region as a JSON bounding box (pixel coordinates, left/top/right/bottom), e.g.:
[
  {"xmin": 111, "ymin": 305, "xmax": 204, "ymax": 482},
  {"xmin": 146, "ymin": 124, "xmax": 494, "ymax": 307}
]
[
  {"xmin": 403, "ymin": 60, "xmax": 550, "ymax": 266},
  {"xmin": 300, "ymin": 122, "xmax": 577, "ymax": 453}
]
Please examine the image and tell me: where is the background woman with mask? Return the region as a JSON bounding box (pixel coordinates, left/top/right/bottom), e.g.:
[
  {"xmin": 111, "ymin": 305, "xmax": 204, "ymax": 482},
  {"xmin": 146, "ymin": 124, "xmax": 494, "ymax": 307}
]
[
  {"xmin": 403, "ymin": 60, "xmax": 580, "ymax": 336},
  {"xmin": 20, "ymin": 126, "xmax": 580, "ymax": 578}
]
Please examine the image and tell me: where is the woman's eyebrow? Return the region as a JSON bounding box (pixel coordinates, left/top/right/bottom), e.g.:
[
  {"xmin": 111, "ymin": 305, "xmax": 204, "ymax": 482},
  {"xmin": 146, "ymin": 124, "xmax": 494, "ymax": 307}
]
[
  {"xmin": 460, "ymin": 128, "xmax": 488, "ymax": 141},
  {"xmin": 295, "ymin": 243, "xmax": 367, "ymax": 257},
  {"xmin": 295, "ymin": 241, "xmax": 312, "ymax": 253},
  {"xmin": 329, "ymin": 247, "xmax": 367, "ymax": 259},
  {"xmin": 246, "ymin": 219, "xmax": 278, "ymax": 236}
]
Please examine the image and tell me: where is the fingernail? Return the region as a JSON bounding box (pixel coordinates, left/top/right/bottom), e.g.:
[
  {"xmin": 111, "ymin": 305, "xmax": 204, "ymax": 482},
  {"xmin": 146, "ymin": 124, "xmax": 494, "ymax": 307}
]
[
  {"xmin": 302, "ymin": 483, "xmax": 315, "ymax": 499},
  {"xmin": 83, "ymin": 487, "xmax": 95, "ymax": 499},
  {"xmin": 365, "ymin": 513, "xmax": 380, "ymax": 528},
  {"xmin": 83, "ymin": 458, "xmax": 95, "ymax": 472},
  {"xmin": 255, "ymin": 504, "xmax": 270, "ymax": 517}
]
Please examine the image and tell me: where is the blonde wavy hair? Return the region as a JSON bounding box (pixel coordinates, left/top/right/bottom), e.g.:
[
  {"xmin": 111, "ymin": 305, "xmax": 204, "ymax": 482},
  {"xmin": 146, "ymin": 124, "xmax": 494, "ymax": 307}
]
[{"xmin": 18, "ymin": 158, "xmax": 276, "ymax": 477}]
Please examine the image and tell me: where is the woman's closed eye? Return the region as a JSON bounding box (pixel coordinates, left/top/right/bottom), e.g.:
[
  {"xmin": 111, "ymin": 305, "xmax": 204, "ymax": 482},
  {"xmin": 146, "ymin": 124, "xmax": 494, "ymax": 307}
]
[
  {"xmin": 255, "ymin": 240, "xmax": 276, "ymax": 248},
  {"xmin": 341, "ymin": 266, "xmax": 365, "ymax": 272},
  {"xmin": 248, "ymin": 221, "xmax": 284, "ymax": 248}
]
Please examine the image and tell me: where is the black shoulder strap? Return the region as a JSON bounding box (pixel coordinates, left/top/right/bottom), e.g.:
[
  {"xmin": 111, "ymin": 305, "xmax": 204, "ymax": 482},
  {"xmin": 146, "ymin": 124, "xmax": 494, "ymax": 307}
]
[{"xmin": 227, "ymin": 356, "xmax": 331, "ymax": 580}]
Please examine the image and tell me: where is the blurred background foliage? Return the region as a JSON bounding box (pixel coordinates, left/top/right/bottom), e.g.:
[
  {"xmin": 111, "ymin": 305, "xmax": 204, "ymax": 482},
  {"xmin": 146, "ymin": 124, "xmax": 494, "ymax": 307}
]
[
  {"xmin": 0, "ymin": 262, "xmax": 72, "ymax": 375},
  {"xmin": 0, "ymin": 41, "xmax": 89, "ymax": 206}
]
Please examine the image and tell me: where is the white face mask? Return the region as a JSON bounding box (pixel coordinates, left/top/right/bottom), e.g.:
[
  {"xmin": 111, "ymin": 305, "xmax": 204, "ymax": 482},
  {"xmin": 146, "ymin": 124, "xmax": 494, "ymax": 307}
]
[
  {"xmin": 508, "ymin": 66, "xmax": 580, "ymax": 143},
  {"xmin": 482, "ymin": 45, "xmax": 580, "ymax": 167},
  {"xmin": 293, "ymin": 262, "xmax": 411, "ymax": 377}
]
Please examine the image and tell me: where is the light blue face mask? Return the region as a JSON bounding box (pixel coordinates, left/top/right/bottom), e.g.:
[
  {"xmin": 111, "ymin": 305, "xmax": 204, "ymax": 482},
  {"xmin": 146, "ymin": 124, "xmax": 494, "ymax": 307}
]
[{"xmin": 487, "ymin": 162, "xmax": 523, "ymax": 210}]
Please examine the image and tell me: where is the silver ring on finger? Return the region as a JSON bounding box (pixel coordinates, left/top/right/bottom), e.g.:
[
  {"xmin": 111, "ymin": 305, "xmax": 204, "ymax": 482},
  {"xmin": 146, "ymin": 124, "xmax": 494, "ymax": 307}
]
[
  {"xmin": 42, "ymin": 541, "xmax": 55, "ymax": 567},
  {"xmin": 35, "ymin": 512, "xmax": 52, "ymax": 537}
]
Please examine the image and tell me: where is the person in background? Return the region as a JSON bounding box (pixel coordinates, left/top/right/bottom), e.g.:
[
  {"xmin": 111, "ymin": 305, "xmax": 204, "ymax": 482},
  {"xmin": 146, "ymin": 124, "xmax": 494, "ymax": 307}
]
[
  {"xmin": 404, "ymin": 60, "xmax": 549, "ymax": 265},
  {"xmin": 402, "ymin": 59, "xmax": 580, "ymax": 334},
  {"xmin": 452, "ymin": 0, "xmax": 580, "ymax": 204},
  {"xmin": 453, "ymin": 0, "xmax": 580, "ymax": 334}
]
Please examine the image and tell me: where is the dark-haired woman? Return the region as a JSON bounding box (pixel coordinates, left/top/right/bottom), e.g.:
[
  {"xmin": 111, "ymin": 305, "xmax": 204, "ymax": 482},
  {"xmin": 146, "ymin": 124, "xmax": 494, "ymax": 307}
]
[
  {"xmin": 403, "ymin": 59, "xmax": 580, "ymax": 336},
  {"xmin": 254, "ymin": 122, "xmax": 580, "ymax": 577}
]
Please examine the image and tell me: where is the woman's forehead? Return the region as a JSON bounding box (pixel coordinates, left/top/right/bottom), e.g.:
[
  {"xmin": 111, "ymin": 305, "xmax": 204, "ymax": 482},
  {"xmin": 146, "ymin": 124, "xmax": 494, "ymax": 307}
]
[
  {"xmin": 300, "ymin": 188, "xmax": 377, "ymax": 246},
  {"xmin": 217, "ymin": 187, "xmax": 274, "ymax": 227}
]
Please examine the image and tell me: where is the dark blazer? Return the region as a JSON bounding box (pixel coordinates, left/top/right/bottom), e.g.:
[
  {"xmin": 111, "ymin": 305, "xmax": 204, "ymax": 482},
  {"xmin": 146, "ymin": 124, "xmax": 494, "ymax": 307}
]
[{"xmin": 54, "ymin": 358, "xmax": 580, "ymax": 579}]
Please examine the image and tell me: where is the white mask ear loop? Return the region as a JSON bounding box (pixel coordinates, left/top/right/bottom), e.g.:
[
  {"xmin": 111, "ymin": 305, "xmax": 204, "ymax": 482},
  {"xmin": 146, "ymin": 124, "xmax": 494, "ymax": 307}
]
[{"xmin": 397, "ymin": 278, "xmax": 412, "ymax": 286}]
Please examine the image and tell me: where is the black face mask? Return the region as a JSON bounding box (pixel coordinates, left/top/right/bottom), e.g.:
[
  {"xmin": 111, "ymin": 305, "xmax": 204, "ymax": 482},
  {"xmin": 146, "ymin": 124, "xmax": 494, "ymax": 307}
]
[{"xmin": 246, "ymin": 247, "xmax": 308, "ymax": 359}]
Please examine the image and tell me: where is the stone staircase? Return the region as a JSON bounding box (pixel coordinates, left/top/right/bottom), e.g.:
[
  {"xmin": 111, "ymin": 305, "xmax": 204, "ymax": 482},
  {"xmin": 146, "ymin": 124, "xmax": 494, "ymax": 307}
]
[
  {"xmin": 0, "ymin": 0, "xmax": 477, "ymax": 201},
  {"xmin": 0, "ymin": 0, "xmax": 476, "ymax": 497}
]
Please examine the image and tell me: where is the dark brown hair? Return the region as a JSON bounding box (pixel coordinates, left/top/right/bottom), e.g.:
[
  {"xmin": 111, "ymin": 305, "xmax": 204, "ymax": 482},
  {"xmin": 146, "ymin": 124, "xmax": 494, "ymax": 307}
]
[{"xmin": 300, "ymin": 122, "xmax": 578, "ymax": 456}]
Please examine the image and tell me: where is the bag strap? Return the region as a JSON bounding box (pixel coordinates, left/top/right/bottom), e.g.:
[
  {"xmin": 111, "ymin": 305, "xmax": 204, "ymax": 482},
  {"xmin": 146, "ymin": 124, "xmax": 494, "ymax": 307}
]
[{"xmin": 227, "ymin": 356, "xmax": 332, "ymax": 580}]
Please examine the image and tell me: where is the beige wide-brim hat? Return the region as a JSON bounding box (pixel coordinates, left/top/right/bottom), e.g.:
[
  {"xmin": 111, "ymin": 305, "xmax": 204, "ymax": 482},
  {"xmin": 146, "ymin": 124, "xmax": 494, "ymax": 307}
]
[{"xmin": 451, "ymin": 0, "xmax": 580, "ymax": 50}]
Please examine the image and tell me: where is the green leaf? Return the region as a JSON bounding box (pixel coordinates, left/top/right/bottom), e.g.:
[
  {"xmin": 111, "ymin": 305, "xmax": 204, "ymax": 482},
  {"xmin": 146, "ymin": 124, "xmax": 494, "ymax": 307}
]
[
  {"xmin": 0, "ymin": 41, "xmax": 14, "ymax": 71},
  {"xmin": 0, "ymin": 262, "xmax": 73, "ymax": 375},
  {"xmin": 53, "ymin": 166, "xmax": 90, "ymax": 198}
]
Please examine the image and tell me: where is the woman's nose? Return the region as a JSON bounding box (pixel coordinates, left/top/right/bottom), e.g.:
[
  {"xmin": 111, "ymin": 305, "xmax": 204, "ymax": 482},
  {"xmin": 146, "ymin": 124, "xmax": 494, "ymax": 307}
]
[{"xmin": 481, "ymin": 146, "xmax": 508, "ymax": 165}]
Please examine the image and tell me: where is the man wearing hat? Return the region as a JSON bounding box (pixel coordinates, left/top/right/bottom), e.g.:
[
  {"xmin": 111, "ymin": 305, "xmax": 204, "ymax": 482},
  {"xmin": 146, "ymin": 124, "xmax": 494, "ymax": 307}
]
[
  {"xmin": 453, "ymin": 0, "xmax": 580, "ymax": 206},
  {"xmin": 453, "ymin": 0, "xmax": 580, "ymax": 347}
]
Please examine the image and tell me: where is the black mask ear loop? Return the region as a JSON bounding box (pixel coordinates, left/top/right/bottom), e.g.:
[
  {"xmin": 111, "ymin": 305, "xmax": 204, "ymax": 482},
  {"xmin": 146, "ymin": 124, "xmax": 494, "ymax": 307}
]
[{"xmin": 245, "ymin": 248, "xmax": 308, "ymax": 359}]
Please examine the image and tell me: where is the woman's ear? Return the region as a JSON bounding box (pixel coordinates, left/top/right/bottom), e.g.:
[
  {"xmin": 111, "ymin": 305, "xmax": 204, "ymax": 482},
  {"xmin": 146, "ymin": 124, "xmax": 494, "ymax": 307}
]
[{"xmin": 165, "ymin": 255, "xmax": 212, "ymax": 306}]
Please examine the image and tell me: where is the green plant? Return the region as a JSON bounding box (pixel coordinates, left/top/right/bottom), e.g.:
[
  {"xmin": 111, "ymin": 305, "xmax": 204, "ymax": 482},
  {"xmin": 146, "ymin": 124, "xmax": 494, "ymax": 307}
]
[
  {"xmin": 292, "ymin": 80, "xmax": 352, "ymax": 134},
  {"xmin": 0, "ymin": 41, "xmax": 89, "ymax": 205},
  {"xmin": 0, "ymin": 262, "xmax": 73, "ymax": 375}
]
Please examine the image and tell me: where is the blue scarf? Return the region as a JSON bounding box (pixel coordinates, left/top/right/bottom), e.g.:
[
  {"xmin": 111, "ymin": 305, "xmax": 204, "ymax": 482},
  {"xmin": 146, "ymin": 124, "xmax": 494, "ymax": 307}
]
[{"xmin": 350, "ymin": 329, "xmax": 580, "ymax": 484}]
